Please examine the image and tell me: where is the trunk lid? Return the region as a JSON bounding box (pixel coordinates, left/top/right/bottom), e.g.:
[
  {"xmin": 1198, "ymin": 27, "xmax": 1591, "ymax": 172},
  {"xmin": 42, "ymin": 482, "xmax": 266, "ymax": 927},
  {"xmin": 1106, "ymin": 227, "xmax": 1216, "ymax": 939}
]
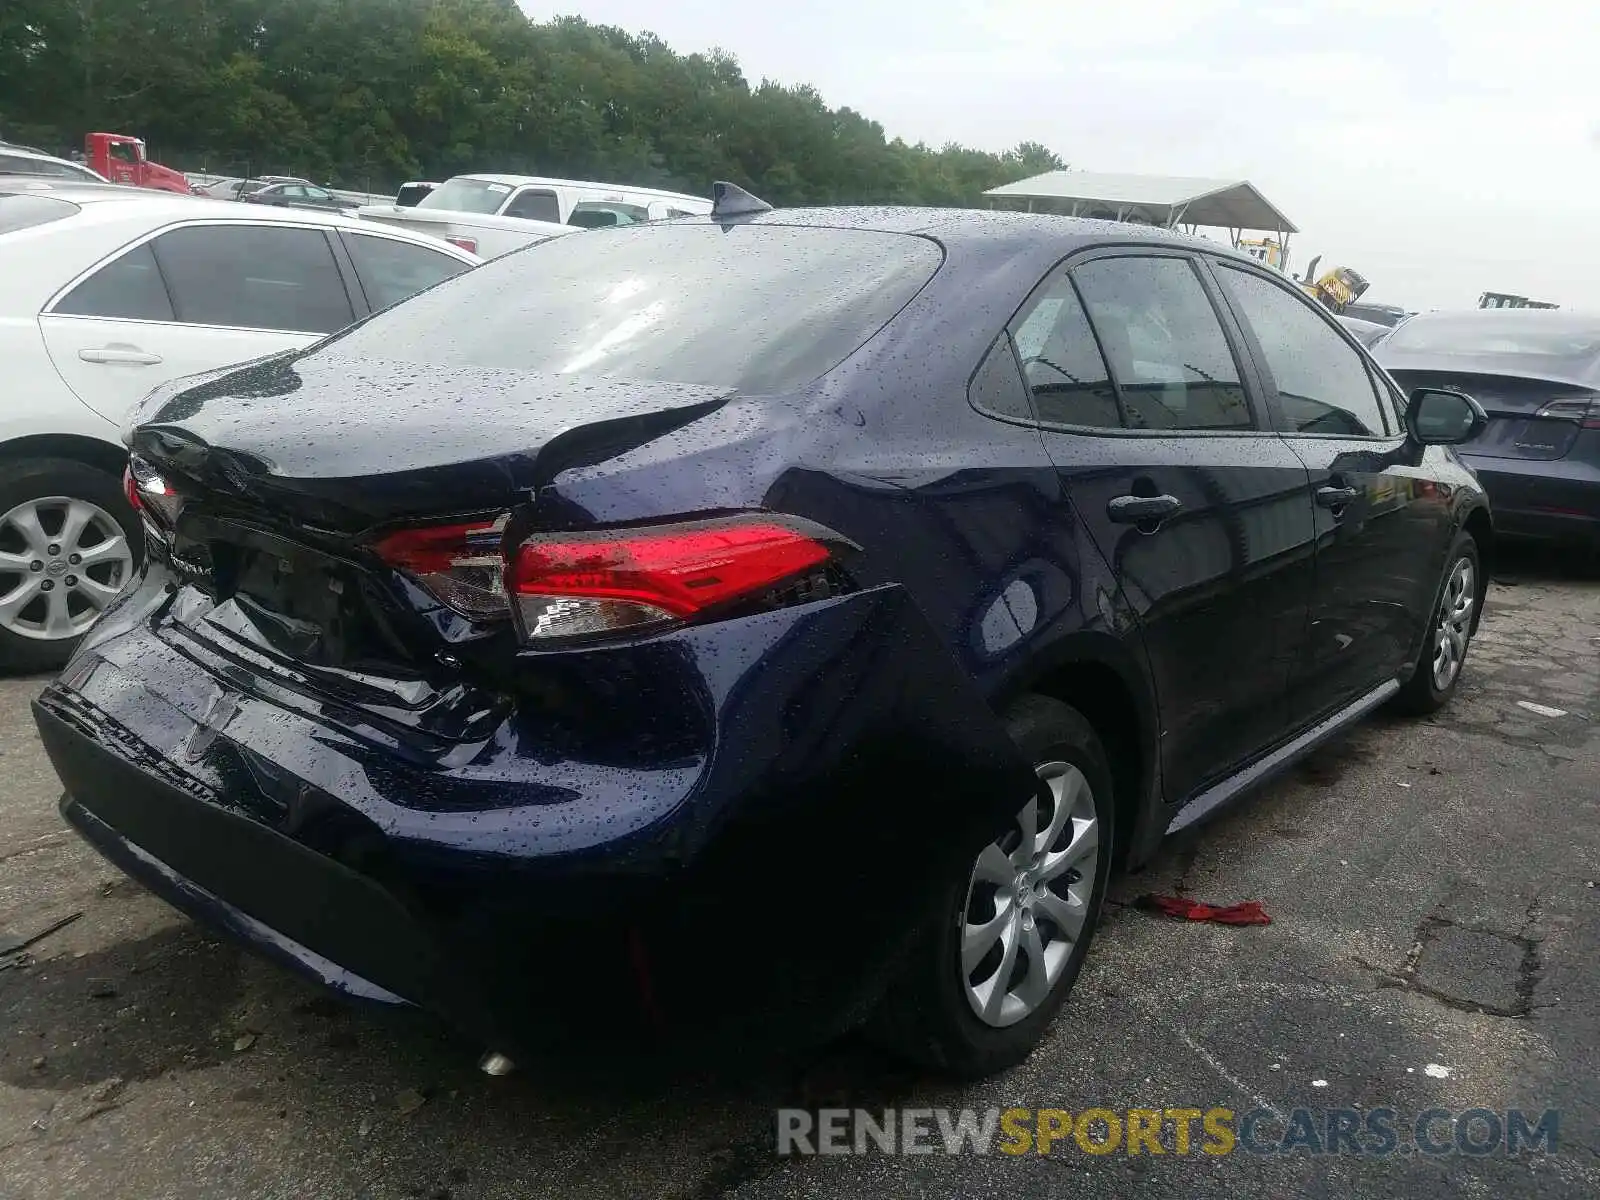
[
  {"xmin": 129, "ymin": 351, "xmax": 729, "ymax": 532},
  {"xmin": 1384, "ymin": 369, "xmax": 1596, "ymax": 462},
  {"xmin": 130, "ymin": 352, "xmax": 729, "ymax": 718}
]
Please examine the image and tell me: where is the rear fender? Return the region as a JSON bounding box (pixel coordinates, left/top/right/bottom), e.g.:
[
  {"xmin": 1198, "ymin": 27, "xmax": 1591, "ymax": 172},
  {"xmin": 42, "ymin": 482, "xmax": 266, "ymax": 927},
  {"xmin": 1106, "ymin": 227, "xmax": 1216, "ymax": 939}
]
[{"xmin": 1001, "ymin": 628, "xmax": 1166, "ymax": 867}]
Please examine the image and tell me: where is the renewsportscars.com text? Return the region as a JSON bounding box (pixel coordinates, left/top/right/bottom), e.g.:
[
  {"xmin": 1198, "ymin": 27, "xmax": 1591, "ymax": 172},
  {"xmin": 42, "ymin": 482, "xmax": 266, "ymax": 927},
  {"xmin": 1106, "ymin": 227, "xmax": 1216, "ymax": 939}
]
[{"xmin": 776, "ymin": 1106, "xmax": 1560, "ymax": 1158}]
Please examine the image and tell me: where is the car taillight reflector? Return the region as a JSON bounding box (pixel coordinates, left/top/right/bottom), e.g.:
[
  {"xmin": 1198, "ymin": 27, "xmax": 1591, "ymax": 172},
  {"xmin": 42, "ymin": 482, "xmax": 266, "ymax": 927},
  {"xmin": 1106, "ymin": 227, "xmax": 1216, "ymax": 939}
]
[
  {"xmin": 445, "ymin": 236, "xmax": 477, "ymax": 253},
  {"xmin": 122, "ymin": 463, "xmax": 142, "ymax": 511}
]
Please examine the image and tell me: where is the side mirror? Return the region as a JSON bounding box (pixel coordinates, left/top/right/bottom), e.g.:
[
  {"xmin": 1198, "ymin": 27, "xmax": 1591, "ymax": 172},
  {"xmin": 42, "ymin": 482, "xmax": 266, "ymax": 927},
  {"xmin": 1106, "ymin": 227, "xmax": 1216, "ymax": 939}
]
[{"xmin": 1406, "ymin": 388, "xmax": 1486, "ymax": 446}]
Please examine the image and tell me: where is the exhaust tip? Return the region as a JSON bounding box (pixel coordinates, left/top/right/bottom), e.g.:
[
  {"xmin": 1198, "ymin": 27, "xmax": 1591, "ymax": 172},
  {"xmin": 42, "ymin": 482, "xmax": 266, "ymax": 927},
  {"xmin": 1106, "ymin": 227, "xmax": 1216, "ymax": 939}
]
[{"xmin": 478, "ymin": 1050, "xmax": 516, "ymax": 1077}]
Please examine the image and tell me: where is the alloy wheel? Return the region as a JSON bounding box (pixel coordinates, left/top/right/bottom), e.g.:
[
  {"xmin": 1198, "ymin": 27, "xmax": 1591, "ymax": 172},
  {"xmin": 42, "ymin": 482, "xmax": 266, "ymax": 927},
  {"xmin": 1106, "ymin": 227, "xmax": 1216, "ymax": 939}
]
[
  {"xmin": 0, "ymin": 496, "xmax": 133, "ymax": 642},
  {"xmin": 961, "ymin": 760, "xmax": 1100, "ymax": 1028},
  {"xmin": 1432, "ymin": 556, "xmax": 1474, "ymax": 690}
]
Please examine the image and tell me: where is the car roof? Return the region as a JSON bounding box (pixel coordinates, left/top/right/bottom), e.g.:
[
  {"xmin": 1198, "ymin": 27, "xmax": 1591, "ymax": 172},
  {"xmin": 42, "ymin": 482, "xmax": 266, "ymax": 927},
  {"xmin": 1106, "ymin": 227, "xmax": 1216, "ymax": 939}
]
[
  {"xmin": 0, "ymin": 146, "xmax": 105, "ymax": 178},
  {"xmin": 0, "ymin": 178, "xmax": 482, "ymax": 260},
  {"xmin": 691, "ymin": 205, "xmax": 1261, "ymax": 266},
  {"xmin": 456, "ymin": 173, "xmax": 708, "ymax": 204},
  {"xmin": 0, "ymin": 145, "xmax": 79, "ymax": 165}
]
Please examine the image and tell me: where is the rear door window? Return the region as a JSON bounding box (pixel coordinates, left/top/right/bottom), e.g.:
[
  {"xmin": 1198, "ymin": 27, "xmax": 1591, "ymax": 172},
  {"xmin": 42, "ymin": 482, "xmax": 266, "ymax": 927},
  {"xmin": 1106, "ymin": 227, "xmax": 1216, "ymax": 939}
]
[
  {"xmin": 150, "ymin": 224, "xmax": 355, "ymax": 334},
  {"xmin": 342, "ymin": 232, "xmax": 472, "ymax": 311},
  {"xmin": 330, "ymin": 224, "xmax": 942, "ymax": 394},
  {"xmin": 1217, "ymin": 263, "xmax": 1391, "ymax": 436},
  {"xmin": 968, "ymin": 335, "xmax": 1034, "ymax": 422},
  {"xmin": 54, "ymin": 242, "xmax": 176, "ymax": 321},
  {"xmin": 1007, "ymin": 269, "xmax": 1122, "ymax": 429},
  {"xmin": 1071, "ymin": 256, "xmax": 1253, "ymax": 430}
]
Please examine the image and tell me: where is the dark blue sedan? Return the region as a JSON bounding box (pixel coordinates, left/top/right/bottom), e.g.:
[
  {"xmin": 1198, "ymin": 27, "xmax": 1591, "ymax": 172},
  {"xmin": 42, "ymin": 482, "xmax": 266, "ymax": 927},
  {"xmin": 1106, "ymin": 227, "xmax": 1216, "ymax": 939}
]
[
  {"xmin": 1378, "ymin": 309, "xmax": 1600, "ymax": 555},
  {"xmin": 33, "ymin": 197, "xmax": 1493, "ymax": 1078}
]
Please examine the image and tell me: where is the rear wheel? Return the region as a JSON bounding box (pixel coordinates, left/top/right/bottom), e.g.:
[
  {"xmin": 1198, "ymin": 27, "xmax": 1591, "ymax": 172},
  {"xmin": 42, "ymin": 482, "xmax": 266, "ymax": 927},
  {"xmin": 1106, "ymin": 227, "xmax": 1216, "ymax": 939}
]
[
  {"xmin": 0, "ymin": 459, "xmax": 139, "ymax": 673},
  {"xmin": 868, "ymin": 695, "xmax": 1114, "ymax": 1077},
  {"xmin": 1393, "ymin": 531, "xmax": 1480, "ymax": 715}
]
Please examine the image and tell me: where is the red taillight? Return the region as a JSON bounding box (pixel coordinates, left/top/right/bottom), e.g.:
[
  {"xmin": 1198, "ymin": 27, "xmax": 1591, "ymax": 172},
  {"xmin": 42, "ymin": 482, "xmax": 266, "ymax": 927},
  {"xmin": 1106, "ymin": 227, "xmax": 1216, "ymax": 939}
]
[
  {"xmin": 371, "ymin": 514, "xmax": 839, "ymax": 642},
  {"xmin": 122, "ymin": 463, "xmax": 142, "ymax": 511},
  {"xmin": 509, "ymin": 519, "xmax": 831, "ymax": 639},
  {"xmin": 445, "ymin": 236, "xmax": 477, "ymax": 253}
]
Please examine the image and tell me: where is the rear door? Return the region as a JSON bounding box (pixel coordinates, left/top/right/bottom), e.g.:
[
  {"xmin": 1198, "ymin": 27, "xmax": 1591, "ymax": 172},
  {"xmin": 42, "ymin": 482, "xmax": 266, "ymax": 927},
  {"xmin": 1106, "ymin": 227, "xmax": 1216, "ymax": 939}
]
[
  {"xmin": 1210, "ymin": 258, "xmax": 1449, "ymax": 723},
  {"xmin": 39, "ymin": 221, "xmax": 356, "ymax": 422},
  {"xmin": 1022, "ymin": 250, "xmax": 1317, "ymax": 800}
]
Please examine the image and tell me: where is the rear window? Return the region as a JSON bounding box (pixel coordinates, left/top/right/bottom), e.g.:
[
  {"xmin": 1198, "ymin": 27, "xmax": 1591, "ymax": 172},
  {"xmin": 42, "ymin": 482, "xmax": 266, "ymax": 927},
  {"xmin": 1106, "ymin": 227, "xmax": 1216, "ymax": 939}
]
[
  {"xmin": 0, "ymin": 193, "xmax": 79, "ymax": 234},
  {"xmin": 1384, "ymin": 316, "xmax": 1600, "ymax": 361},
  {"xmin": 418, "ymin": 178, "xmax": 515, "ymax": 215},
  {"xmin": 331, "ymin": 224, "xmax": 943, "ymax": 394}
]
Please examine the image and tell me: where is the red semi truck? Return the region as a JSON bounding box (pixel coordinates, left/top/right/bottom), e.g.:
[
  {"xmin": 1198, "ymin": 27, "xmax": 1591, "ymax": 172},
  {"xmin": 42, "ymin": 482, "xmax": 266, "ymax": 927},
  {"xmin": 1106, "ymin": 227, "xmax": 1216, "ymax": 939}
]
[{"xmin": 83, "ymin": 132, "xmax": 195, "ymax": 194}]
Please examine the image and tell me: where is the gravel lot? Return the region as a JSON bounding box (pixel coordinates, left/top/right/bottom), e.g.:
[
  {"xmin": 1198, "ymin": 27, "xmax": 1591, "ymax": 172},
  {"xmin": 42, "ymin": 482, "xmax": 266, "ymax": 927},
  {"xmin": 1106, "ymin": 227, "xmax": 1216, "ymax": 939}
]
[{"xmin": 2, "ymin": 548, "xmax": 1597, "ymax": 1199}]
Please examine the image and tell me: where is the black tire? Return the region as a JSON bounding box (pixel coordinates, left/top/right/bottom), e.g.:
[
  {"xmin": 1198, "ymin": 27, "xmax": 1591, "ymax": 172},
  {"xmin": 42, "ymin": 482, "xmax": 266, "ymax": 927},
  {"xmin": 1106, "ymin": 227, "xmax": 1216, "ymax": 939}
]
[
  {"xmin": 0, "ymin": 457, "xmax": 140, "ymax": 675},
  {"xmin": 1392, "ymin": 530, "xmax": 1481, "ymax": 716},
  {"xmin": 867, "ymin": 694, "xmax": 1116, "ymax": 1078}
]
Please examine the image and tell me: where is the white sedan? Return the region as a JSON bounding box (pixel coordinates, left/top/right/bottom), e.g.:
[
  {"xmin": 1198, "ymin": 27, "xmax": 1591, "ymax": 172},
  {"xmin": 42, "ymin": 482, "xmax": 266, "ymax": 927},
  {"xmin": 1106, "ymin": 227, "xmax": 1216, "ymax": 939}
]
[{"xmin": 0, "ymin": 180, "xmax": 481, "ymax": 670}]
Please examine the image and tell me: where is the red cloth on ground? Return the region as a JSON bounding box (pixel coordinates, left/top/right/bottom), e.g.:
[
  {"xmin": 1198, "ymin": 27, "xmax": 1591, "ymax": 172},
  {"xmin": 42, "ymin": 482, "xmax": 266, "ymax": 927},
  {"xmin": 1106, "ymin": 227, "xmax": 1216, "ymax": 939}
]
[{"xmin": 1138, "ymin": 894, "xmax": 1272, "ymax": 925}]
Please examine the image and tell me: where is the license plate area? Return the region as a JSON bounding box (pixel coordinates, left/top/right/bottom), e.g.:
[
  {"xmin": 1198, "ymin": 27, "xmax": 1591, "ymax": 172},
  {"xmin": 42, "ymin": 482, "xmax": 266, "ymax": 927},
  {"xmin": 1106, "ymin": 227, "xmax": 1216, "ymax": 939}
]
[
  {"xmin": 225, "ymin": 542, "xmax": 350, "ymax": 660},
  {"xmin": 175, "ymin": 515, "xmax": 398, "ymax": 670}
]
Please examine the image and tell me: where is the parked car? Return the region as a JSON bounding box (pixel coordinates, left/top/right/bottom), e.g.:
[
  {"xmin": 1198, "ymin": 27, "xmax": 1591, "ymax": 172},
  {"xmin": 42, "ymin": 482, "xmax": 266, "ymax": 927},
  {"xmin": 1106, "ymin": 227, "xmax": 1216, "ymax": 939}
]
[
  {"xmin": 1342, "ymin": 300, "xmax": 1410, "ymax": 327},
  {"xmin": 33, "ymin": 200, "xmax": 1491, "ymax": 1078},
  {"xmin": 0, "ymin": 180, "xmax": 481, "ymax": 670},
  {"xmin": 1379, "ymin": 309, "xmax": 1599, "ymax": 553},
  {"xmin": 355, "ymin": 173, "xmax": 712, "ymax": 257},
  {"xmin": 0, "ymin": 145, "xmax": 108, "ymax": 184},
  {"xmin": 243, "ymin": 181, "xmax": 360, "ymax": 212},
  {"xmin": 201, "ymin": 175, "xmax": 310, "ymax": 201},
  {"xmin": 1337, "ymin": 314, "xmax": 1390, "ymax": 348}
]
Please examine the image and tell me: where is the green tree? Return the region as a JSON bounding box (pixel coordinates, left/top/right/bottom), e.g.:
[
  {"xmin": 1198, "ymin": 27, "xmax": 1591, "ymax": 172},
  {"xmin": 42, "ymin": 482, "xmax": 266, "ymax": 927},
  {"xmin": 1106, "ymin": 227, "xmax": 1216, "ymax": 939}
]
[{"xmin": 0, "ymin": 0, "xmax": 1067, "ymax": 202}]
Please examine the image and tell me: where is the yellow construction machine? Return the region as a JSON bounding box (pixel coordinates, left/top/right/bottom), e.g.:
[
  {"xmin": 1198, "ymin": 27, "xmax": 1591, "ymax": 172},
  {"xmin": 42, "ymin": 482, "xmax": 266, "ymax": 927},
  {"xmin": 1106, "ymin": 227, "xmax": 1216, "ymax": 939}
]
[{"xmin": 1295, "ymin": 255, "xmax": 1370, "ymax": 315}]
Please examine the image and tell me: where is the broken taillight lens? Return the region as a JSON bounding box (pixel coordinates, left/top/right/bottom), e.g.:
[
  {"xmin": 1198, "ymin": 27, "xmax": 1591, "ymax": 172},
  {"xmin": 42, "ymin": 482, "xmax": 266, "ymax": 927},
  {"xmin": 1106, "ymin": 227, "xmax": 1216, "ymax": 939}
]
[
  {"xmin": 370, "ymin": 517, "xmax": 508, "ymax": 620},
  {"xmin": 371, "ymin": 514, "xmax": 842, "ymax": 643}
]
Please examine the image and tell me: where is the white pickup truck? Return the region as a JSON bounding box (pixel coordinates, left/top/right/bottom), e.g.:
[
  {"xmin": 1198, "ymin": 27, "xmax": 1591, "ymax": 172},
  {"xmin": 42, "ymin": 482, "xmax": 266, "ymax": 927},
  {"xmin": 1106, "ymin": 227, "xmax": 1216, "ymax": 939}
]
[{"xmin": 354, "ymin": 173, "xmax": 713, "ymax": 259}]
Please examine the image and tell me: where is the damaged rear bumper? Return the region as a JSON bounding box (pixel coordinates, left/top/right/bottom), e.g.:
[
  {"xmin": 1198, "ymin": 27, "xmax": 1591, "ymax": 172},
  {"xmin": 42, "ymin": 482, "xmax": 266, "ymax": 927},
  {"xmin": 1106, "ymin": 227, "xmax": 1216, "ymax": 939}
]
[{"xmin": 33, "ymin": 584, "xmax": 1035, "ymax": 1055}]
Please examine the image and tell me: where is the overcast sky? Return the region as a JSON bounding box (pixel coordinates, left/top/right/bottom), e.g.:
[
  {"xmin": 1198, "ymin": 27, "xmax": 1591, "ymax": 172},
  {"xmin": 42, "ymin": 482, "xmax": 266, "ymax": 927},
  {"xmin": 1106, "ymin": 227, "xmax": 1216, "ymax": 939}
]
[{"xmin": 522, "ymin": 2, "xmax": 1599, "ymax": 312}]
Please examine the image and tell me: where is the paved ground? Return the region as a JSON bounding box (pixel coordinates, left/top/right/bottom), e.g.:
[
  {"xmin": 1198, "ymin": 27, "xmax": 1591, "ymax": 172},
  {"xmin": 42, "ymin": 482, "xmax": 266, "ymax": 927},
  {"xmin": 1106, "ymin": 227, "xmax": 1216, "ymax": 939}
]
[{"xmin": 1, "ymin": 547, "xmax": 1596, "ymax": 1199}]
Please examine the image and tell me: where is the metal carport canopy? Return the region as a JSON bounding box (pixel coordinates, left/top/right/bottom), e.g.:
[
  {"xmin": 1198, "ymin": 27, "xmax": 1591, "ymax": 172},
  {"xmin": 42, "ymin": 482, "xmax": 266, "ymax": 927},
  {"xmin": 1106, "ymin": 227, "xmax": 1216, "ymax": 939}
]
[{"xmin": 982, "ymin": 171, "xmax": 1298, "ymax": 235}]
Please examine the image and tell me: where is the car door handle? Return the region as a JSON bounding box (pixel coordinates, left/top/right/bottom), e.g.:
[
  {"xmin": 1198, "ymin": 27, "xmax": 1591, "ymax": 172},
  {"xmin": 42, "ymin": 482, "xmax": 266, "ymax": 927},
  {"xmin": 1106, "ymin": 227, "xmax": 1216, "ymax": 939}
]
[
  {"xmin": 1108, "ymin": 494, "xmax": 1183, "ymax": 524},
  {"xmin": 78, "ymin": 346, "xmax": 163, "ymax": 366},
  {"xmin": 1316, "ymin": 485, "xmax": 1360, "ymax": 508}
]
